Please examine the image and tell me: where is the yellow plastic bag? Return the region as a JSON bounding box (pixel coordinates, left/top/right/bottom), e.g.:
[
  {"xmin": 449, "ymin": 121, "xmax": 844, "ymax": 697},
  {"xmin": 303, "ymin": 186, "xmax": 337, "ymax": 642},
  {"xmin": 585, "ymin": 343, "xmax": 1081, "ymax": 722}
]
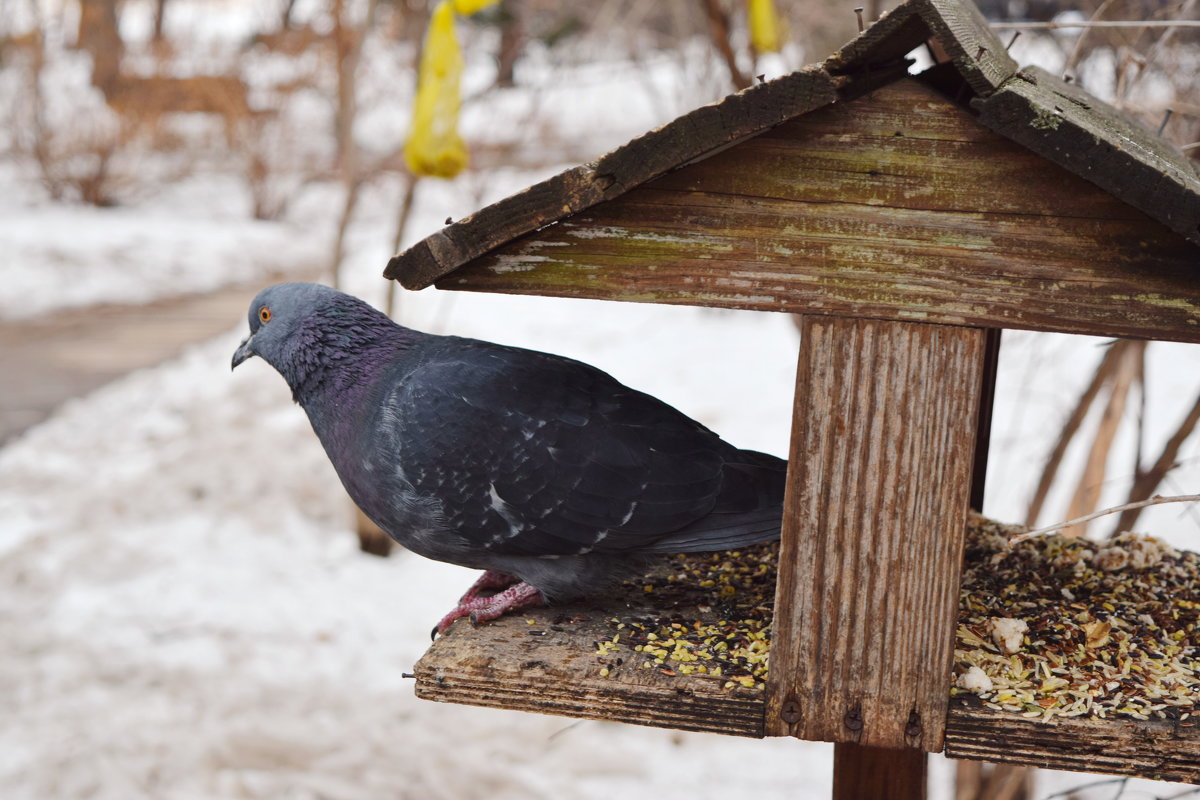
[
  {"xmin": 405, "ymin": 1, "xmax": 468, "ymax": 178},
  {"xmin": 452, "ymin": 0, "xmax": 499, "ymax": 14},
  {"xmin": 748, "ymin": 0, "xmax": 783, "ymax": 53}
]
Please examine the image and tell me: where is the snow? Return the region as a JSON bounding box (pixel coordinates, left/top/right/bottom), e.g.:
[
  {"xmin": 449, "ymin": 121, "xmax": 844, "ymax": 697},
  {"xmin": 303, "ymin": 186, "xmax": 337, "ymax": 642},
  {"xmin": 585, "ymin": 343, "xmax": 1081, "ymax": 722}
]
[
  {"xmin": 0, "ymin": 188, "xmax": 331, "ymax": 318},
  {"xmin": 2, "ymin": 5, "xmax": 1199, "ymax": 799}
]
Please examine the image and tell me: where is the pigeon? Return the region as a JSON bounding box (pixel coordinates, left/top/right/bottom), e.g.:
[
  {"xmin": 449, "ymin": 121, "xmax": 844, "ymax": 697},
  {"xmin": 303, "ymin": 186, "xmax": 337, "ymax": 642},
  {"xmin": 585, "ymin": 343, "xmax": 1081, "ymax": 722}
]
[{"xmin": 232, "ymin": 283, "xmax": 788, "ymax": 634}]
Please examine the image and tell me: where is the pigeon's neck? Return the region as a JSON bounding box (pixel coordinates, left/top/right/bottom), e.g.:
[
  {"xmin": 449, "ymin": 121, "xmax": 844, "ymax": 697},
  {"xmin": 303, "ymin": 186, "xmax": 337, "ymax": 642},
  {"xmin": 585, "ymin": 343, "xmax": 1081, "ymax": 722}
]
[{"xmin": 286, "ymin": 311, "xmax": 420, "ymax": 413}]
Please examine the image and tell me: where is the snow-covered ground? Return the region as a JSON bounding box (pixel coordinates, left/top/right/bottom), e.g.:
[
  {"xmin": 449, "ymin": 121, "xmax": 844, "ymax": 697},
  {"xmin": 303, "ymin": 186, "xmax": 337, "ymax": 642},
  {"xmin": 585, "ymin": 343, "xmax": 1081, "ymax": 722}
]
[{"xmin": 2, "ymin": 5, "xmax": 1199, "ymax": 799}]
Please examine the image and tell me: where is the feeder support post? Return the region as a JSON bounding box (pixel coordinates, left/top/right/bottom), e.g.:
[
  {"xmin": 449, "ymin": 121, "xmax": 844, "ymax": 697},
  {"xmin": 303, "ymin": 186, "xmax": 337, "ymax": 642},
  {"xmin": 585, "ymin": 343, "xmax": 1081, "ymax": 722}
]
[{"xmin": 766, "ymin": 316, "xmax": 987, "ymax": 772}]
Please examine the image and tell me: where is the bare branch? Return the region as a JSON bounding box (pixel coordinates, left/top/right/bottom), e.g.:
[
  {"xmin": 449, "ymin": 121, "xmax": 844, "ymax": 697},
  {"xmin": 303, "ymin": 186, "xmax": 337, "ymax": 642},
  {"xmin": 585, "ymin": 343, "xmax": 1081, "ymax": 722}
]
[
  {"xmin": 1112, "ymin": 390, "xmax": 1200, "ymax": 534},
  {"xmin": 702, "ymin": 0, "xmax": 750, "ymax": 91},
  {"xmin": 992, "ymin": 20, "xmax": 1200, "ymax": 30},
  {"xmin": 1009, "ymin": 494, "xmax": 1200, "ymax": 545},
  {"xmin": 1037, "ymin": 776, "xmax": 1128, "ymax": 800},
  {"xmin": 1064, "ymin": 0, "xmax": 1120, "ymax": 88},
  {"xmin": 1024, "ymin": 341, "xmax": 1127, "ymax": 527},
  {"xmin": 1062, "ymin": 340, "xmax": 1143, "ymax": 537}
]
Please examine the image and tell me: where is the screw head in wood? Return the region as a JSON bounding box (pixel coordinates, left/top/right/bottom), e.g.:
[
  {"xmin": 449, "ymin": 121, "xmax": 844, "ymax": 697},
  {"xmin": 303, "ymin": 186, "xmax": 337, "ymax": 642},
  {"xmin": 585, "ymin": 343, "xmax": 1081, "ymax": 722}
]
[
  {"xmin": 905, "ymin": 710, "xmax": 922, "ymax": 739},
  {"xmin": 844, "ymin": 706, "xmax": 864, "ymax": 731},
  {"xmin": 781, "ymin": 698, "xmax": 802, "ymax": 725}
]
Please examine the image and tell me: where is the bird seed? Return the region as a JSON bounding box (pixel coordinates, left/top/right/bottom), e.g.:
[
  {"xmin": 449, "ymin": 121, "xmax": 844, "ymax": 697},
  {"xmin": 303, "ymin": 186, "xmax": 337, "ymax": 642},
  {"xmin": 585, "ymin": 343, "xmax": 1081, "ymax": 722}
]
[{"xmin": 597, "ymin": 512, "xmax": 1200, "ymax": 724}]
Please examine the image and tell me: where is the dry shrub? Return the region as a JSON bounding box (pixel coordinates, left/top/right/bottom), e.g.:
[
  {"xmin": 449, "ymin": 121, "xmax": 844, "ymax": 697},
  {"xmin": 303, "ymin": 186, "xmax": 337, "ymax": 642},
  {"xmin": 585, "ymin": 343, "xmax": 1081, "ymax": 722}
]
[{"xmin": 5, "ymin": 37, "xmax": 153, "ymax": 205}]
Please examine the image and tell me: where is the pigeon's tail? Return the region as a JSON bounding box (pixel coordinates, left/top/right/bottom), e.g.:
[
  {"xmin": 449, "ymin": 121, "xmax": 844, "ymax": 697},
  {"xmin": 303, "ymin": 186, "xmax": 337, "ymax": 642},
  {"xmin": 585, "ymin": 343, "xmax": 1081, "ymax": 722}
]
[{"xmin": 640, "ymin": 449, "xmax": 788, "ymax": 554}]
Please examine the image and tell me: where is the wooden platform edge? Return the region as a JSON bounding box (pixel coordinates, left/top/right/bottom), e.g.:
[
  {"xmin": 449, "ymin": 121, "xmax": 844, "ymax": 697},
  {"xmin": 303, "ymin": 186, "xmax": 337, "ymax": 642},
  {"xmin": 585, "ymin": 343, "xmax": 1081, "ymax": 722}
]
[
  {"xmin": 944, "ymin": 698, "xmax": 1200, "ymax": 783},
  {"xmin": 412, "ymin": 621, "xmax": 765, "ymax": 737},
  {"xmin": 410, "ymin": 614, "xmax": 1200, "ymax": 783}
]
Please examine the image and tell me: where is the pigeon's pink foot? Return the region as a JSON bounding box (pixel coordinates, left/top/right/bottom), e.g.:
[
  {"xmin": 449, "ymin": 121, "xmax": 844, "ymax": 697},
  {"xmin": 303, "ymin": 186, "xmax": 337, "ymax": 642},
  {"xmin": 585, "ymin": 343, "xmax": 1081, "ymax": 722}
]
[
  {"xmin": 458, "ymin": 570, "xmax": 520, "ymax": 603},
  {"xmin": 434, "ymin": 579, "xmax": 546, "ymax": 636},
  {"xmin": 467, "ymin": 581, "xmax": 545, "ymax": 626}
]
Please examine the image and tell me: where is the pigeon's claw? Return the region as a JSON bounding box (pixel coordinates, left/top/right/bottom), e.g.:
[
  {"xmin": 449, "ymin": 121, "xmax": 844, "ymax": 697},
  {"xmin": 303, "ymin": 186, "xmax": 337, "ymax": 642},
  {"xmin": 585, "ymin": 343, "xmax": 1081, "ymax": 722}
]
[{"xmin": 433, "ymin": 580, "xmax": 546, "ymax": 636}]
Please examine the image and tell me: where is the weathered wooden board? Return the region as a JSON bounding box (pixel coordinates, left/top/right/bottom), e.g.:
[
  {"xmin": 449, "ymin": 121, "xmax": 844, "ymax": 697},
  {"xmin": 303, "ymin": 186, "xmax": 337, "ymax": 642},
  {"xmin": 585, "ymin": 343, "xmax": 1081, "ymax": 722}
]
[
  {"xmin": 974, "ymin": 66, "xmax": 1200, "ymax": 247},
  {"xmin": 411, "ymin": 595, "xmax": 1200, "ymax": 782},
  {"xmin": 414, "ymin": 596, "xmax": 768, "ymax": 738},
  {"xmin": 436, "ymin": 79, "xmax": 1200, "ymax": 343},
  {"xmin": 945, "ymin": 697, "xmax": 1200, "ymax": 784},
  {"xmin": 828, "ymin": 0, "xmax": 1017, "ymax": 97},
  {"xmin": 765, "ymin": 317, "xmax": 984, "ymax": 751},
  {"xmin": 384, "ymin": 67, "xmax": 840, "ymax": 290}
]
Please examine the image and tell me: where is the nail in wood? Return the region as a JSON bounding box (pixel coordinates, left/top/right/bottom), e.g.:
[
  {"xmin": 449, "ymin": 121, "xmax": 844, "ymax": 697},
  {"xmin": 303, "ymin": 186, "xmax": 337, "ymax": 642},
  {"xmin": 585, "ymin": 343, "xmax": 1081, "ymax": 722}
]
[{"xmin": 1158, "ymin": 108, "xmax": 1174, "ymax": 136}]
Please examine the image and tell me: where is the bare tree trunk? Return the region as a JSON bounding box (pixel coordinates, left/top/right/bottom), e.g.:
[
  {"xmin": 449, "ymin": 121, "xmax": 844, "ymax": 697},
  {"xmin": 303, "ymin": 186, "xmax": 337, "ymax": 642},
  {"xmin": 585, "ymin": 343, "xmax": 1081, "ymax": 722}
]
[
  {"xmin": 153, "ymin": 0, "xmax": 169, "ymax": 42},
  {"xmin": 386, "ymin": 174, "xmax": 419, "ymax": 319},
  {"xmin": 280, "ymin": 0, "xmax": 299, "ymax": 30},
  {"xmin": 1025, "ymin": 341, "xmax": 1128, "ymax": 527},
  {"xmin": 328, "ymin": 0, "xmax": 380, "ymax": 287},
  {"xmin": 495, "ymin": 0, "xmax": 522, "ymax": 87},
  {"xmin": 1061, "ymin": 341, "xmax": 1144, "ymax": 537},
  {"xmin": 956, "ymin": 762, "xmax": 1032, "ymax": 800},
  {"xmin": 355, "ymin": 507, "xmax": 393, "ymax": 557},
  {"xmin": 77, "ymin": 0, "xmax": 122, "ymax": 96}
]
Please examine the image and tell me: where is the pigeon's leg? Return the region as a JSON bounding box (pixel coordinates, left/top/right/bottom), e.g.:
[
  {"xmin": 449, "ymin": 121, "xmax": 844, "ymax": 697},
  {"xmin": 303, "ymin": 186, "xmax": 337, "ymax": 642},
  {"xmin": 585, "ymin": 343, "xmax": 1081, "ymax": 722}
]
[
  {"xmin": 468, "ymin": 581, "xmax": 546, "ymax": 626},
  {"xmin": 458, "ymin": 570, "xmax": 520, "ymax": 603},
  {"xmin": 434, "ymin": 580, "xmax": 546, "ymax": 635}
]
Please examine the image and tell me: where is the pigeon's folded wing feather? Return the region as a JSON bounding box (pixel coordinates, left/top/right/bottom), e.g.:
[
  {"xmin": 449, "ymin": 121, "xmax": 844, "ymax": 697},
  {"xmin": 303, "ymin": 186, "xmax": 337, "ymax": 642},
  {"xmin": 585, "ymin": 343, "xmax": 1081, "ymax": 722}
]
[{"xmin": 386, "ymin": 342, "xmax": 733, "ymax": 557}]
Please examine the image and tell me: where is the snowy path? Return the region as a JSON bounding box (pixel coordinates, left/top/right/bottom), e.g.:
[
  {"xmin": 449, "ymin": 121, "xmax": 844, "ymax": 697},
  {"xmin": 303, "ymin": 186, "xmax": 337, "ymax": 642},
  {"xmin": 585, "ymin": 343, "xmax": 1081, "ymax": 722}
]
[
  {"xmin": 0, "ymin": 281, "xmax": 313, "ymax": 445},
  {"xmin": 0, "ymin": 284, "xmax": 260, "ymax": 444}
]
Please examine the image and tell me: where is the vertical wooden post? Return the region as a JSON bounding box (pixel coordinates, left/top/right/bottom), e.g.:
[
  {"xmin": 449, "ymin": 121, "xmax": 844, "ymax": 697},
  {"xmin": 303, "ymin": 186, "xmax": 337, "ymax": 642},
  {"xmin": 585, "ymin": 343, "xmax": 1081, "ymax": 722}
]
[
  {"xmin": 833, "ymin": 742, "xmax": 927, "ymax": 800},
  {"xmin": 766, "ymin": 317, "xmax": 986, "ymax": 761},
  {"xmin": 970, "ymin": 329, "xmax": 1002, "ymax": 511}
]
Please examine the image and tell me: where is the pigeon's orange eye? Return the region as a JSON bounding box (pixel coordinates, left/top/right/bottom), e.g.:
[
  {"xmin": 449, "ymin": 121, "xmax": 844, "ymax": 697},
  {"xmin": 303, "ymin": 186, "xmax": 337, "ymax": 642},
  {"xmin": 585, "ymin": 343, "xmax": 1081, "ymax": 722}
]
[{"xmin": 259, "ymin": 307, "xmax": 272, "ymax": 324}]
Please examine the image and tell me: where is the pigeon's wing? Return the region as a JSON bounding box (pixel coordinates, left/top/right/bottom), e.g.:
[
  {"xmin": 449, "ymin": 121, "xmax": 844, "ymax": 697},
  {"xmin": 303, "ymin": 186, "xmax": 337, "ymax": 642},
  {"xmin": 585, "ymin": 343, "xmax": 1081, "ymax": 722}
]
[{"xmin": 386, "ymin": 339, "xmax": 736, "ymax": 557}]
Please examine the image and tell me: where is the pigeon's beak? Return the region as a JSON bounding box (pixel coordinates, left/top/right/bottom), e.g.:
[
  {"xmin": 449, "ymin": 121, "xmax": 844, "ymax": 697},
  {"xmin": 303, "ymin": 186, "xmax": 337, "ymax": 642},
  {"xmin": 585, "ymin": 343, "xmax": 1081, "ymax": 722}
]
[{"xmin": 231, "ymin": 335, "xmax": 256, "ymax": 370}]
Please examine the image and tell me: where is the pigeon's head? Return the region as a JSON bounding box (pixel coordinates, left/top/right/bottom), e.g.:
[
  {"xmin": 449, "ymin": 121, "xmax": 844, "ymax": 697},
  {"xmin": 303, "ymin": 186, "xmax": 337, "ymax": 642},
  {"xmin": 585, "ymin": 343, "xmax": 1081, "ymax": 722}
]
[{"xmin": 231, "ymin": 282, "xmax": 348, "ymax": 375}]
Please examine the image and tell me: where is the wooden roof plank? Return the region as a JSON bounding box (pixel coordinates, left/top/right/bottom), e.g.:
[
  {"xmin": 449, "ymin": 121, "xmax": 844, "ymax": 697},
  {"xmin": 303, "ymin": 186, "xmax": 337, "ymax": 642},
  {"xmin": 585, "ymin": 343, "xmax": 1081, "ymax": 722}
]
[
  {"xmin": 827, "ymin": 0, "xmax": 1017, "ymax": 95},
  {"xmin": 386, "ymin": 67, "xmax": 840, "ymax": 289},
  {"xmin": 594, "ymin": 65, "xmax": 840, "ymax": 193},
  {"xmin": 973, "ymin": 66, "xmax": 1200, "ymax": 247},
  {"xmin": 387, "ymin": 164, "xmax": 606, "ymax": 290},
  {"xmin": 437, "ymin": 80, "xmax": 1200, "ymax": 344},
  {"xmin": 387, "ymin": 0, "xmax": 1200, "ymax": 325},
  {"xmin": 825, "ymin": 7, "xmax": 931, "ymax": 77},
  {"xmin": 920, "ymin": 0, "xmax": 1017, "ymax": 94}
]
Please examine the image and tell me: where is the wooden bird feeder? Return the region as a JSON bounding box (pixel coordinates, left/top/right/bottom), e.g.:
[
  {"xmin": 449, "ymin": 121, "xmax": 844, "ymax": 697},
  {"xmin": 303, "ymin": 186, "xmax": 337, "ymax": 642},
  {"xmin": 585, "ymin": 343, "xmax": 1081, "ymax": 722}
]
[{"xmin": 385, "ymin": 0, "xmax": 1200, "ymax": 795}]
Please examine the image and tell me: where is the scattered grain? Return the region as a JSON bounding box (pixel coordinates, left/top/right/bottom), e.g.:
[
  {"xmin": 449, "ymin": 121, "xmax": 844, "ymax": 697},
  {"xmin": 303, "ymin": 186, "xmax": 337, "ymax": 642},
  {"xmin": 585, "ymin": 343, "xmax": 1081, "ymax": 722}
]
[{"xmin": 592, "ymin": 514, "xmax": 1199, "ymax": 723}]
